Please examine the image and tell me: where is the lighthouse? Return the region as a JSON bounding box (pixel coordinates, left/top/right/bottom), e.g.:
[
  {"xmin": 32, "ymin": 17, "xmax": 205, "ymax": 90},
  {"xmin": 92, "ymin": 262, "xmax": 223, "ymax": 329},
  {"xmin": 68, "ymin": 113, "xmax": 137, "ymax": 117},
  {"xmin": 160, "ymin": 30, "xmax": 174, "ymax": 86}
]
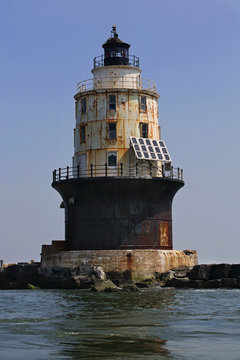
[{"xmin": 42, "ymin": 26, "xmax": 198, "ymax": 278}]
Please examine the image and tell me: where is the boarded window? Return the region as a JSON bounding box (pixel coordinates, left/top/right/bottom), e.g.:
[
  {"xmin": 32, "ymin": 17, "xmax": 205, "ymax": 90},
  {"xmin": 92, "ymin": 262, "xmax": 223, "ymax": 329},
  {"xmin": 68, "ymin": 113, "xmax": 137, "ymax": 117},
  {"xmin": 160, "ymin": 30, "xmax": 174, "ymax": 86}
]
[
  {"xmin": 109, "ymin": 123, "xmax": 117, "ymax": 139},
  {"xmin": 80, "ymin": 126, "xmax": 86, "ymax": 143},
  {"xmin": 81, "ymin": 98, "xmax": 86, "ymax": 114},
  {"xmin": 140, "ymin": 96, "xmax": 146, "ymax": 111},
  {"xmin": 109, "ymin": 95, "xmax": 116, "ymax": 110},
  {"xmin": 141, "ymin": 123, "xmax": 148, "ymax": 138}
]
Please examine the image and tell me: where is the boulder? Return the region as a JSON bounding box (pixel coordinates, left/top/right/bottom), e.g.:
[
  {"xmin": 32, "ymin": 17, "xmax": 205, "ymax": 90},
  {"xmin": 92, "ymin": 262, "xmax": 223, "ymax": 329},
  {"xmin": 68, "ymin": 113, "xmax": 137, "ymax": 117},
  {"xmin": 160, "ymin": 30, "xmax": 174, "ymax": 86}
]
[
  {"xmin": 104, "ymin": 287, "xmax": 122, "ymax": 292},
  {"xmin": 155, "ymin": 270, "xmax": 175, "ymax": 282},
  {"xmin": 172, "ymin": 267, "xmax": 190, "ymax": 278},
  {"xmin": 27, "ymin": 284, "xmax": 40, "ymax": 290},
  {"xmin": 70, "ymin": 265, "xmax": 106, "ymax": 280},
  {"xmin": 0, "ymin": 272, "xmax": 10, "ymax": 289},
  {"xmin": 71, "ymin": 275, "xmax": 95, "ymax": 289},
  {"xmin": 38, "ymin": 265, "xmax": 107, "ymax": 289},
  {"xmin": 135, "ymin": 281, "xmax": 150, "ymax": 288},
  {"xmin": 202, "ymin": 279, "xmax": 222, "ymax": 288},
  {"xmin": 91, "ymin": 279, "xmax": 121, "ymax": 292},
  {"xmin": 209, "ymin": 264, "xmax": 231, "ymax": 279},
  {"xmin": 187, "ymin": 264, "xmax": 211, "ymax": 281},
  {"xmin": 165, "ymin": 278, "xmax": 204, "ymax": 288},
  {"xmin": 122, "ymin": 283, "xmax": 140, "ymax": 292},
  {"xmin": 5, "ymin": 264, "xmax": 39, "ymax": 286},
  {"xmin": 0, "ymin": 264, "xmax": 40, "ymax": 289},
  {"xmin": 221, "ymin": 278, "xmax": 239, "ymax": 288},
  {"xmin": 8, "ymin": 281, "xmax": 25, "ymax": 289},
  {"xmin": 229, "ymin": 264, "xmax": 240, "ymax": 278}
]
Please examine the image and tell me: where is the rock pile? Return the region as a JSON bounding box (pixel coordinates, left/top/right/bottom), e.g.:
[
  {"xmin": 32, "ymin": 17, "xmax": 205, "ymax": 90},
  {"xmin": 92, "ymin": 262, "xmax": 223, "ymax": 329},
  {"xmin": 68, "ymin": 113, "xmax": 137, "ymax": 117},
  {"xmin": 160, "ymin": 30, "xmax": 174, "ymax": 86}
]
[
  {"xmin": 157, "ymin": 264, "xmax": 240, "ymax": 288},
  {"xmin": 0, "ymin": 264, "xmax": 142, "ymax": 291},
  {"xmin": 0, "ymin": 263, "xmax": 39, "ymax": 289},
  {"xmin": 1, "ymin": 263, "xmax": 240, "ymax": 290}
]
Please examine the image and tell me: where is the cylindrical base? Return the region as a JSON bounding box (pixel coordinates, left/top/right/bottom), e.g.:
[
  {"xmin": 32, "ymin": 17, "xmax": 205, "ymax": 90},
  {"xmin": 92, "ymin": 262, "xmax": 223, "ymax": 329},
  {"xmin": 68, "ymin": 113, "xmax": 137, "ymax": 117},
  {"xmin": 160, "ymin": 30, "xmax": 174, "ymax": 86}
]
[{"xmin": 52, "ymin": 177, "xmax": 184, "ymax": 250}]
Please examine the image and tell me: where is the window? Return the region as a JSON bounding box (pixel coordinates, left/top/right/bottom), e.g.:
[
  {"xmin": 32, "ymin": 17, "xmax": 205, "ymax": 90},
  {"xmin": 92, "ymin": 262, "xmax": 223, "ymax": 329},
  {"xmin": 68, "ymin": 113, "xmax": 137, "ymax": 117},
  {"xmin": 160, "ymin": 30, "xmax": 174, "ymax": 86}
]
[
  {"xmin": 108, "ymin": 152, "xmax": 117, "ymax": 167},
  {"xmin": 141, "ymin": 123, "xmax": 148, "ymax": 138},
  {"xmin": 81, "ymin": 98, "xmax": 86, "ymax": 114},
  {"xmin": 109, "ymin": 123, "xmax": 117, "ymax": 139},
  {"xmin": 109, "ymin": 95, "xmax": 116, "ymax": 110},
  {"xmin": 140, "ymin": 96, "xmax": 146, "ymax": 112},
  {"xmin": 80, "ymin": 125, "xmax": 86, "ymax": 143}
]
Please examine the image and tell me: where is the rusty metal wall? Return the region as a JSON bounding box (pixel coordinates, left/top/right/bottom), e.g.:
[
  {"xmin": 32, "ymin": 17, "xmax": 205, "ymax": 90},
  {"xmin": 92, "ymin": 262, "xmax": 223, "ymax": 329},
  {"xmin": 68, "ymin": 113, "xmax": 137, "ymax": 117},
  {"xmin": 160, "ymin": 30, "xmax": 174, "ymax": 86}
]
[
  {"xmin": 52, "ymin": 177, "xmax": 184, "ymax": 251},
  {"xmin": 73, "ymin": 89, "xmax": 160, "ymax": 169}
]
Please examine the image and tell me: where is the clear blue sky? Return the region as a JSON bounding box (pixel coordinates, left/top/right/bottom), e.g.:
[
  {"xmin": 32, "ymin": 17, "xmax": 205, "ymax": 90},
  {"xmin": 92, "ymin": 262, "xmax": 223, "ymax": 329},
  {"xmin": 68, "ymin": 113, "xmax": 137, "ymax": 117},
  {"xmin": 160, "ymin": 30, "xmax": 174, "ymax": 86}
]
[{"xmin": 0, "ymin": 0, "xmax": 240, "ymax": 264}]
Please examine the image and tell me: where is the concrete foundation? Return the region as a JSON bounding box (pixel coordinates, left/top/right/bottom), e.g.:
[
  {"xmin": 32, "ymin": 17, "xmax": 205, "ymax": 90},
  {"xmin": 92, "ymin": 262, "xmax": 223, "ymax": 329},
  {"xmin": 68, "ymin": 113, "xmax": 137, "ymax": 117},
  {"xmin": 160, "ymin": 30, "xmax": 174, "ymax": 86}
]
[{"xmin": 41, "ymin": 243, "xmax": 198, "ymax": 281}]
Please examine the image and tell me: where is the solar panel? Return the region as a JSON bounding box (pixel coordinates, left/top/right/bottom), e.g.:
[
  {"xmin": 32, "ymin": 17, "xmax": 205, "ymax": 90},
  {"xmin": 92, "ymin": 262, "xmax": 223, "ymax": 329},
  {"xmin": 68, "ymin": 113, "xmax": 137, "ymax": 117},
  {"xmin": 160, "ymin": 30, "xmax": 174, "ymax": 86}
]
[{"xmin": 130, "ymin": 137, "xmax": 171, "ymax": 162}]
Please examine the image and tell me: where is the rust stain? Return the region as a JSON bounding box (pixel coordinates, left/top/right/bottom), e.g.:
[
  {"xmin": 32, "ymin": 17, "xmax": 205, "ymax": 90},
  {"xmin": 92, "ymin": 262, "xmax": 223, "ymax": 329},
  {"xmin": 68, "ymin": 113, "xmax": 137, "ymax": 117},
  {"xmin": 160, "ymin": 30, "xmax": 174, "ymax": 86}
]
[
  {"xmin": 73, "ymin": 88, "xmax": 161, "ymax": 171},
  {"xmin": 159, "ymin": 222, "xmax": 169, "ymax": 247},
  {"xmin": 41, "ymin": 248, "xmax": 198, "ymax": 281}
]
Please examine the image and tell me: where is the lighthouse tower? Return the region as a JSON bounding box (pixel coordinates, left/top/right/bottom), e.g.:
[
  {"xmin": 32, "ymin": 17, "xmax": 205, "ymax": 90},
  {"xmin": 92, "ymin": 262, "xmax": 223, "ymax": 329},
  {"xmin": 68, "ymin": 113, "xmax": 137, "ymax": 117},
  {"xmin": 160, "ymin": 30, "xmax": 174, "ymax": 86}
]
[
  {"xmin": 52, "ymin": 25, "xmax": 184, "ymax": 250},
  {"xmin": 43, "ymin": 26, "xmax": 198, "ymax": 277}
]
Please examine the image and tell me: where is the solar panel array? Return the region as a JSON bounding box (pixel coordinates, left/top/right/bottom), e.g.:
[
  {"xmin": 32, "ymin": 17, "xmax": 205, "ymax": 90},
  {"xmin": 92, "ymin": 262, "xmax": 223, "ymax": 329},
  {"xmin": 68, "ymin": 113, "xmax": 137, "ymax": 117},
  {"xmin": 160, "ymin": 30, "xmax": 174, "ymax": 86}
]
[{"xmin": 130, "ymin": 137, "xmax": 171, "ymax": 162}]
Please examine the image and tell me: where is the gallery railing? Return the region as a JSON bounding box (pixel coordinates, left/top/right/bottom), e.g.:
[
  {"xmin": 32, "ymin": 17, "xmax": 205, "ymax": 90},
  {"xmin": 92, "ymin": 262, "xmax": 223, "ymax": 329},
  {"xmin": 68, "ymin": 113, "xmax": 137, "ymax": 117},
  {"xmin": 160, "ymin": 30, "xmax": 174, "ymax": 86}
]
[
  {"xmin": 53, "ymin": 163, "xmax": 183, "ymax": 182},
  {"xmin": 76, "ymin": 76, "xmax": 156, "ymax": 93},
  {"xmin": 93, "ymin": 55, "xmax": 139, "ymax": 68}
]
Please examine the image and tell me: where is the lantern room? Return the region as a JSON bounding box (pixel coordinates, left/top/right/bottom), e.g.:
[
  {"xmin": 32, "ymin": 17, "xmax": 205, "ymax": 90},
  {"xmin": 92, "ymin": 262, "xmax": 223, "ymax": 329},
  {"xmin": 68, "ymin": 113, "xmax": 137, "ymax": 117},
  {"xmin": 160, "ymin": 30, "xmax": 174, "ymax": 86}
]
[{"xmin": 102, "ymin": 24, "xmax": 130, "ymax": 66}]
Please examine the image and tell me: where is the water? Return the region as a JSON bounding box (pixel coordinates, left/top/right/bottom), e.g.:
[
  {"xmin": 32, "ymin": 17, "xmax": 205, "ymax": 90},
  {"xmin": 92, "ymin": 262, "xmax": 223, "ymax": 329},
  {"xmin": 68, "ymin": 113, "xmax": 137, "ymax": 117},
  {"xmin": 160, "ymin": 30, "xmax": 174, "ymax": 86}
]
[{"xmin": 0, "ymin": 288, "xmax": 240, "ymax": 360}]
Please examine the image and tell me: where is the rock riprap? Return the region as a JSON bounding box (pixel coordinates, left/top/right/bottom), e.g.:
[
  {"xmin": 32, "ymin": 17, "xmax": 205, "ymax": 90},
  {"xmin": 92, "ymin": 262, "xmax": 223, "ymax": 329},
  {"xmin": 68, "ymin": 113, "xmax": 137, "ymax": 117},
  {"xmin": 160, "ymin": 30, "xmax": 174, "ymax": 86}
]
[
  {"xmin": 158, "ymin": 264, "xmax": 240, "ymax": 289},
  {"xmin": 1, "ymin": 263, "xmax": 240, "ymax": 290}
]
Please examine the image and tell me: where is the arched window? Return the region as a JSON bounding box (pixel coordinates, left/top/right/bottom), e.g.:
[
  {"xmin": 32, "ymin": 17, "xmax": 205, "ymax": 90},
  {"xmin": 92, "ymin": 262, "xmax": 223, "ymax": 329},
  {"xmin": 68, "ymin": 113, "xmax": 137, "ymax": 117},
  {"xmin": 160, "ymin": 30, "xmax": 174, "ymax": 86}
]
[{"xmin": 108, "ymin": 152, "xmax": 117, "ymax": 167}]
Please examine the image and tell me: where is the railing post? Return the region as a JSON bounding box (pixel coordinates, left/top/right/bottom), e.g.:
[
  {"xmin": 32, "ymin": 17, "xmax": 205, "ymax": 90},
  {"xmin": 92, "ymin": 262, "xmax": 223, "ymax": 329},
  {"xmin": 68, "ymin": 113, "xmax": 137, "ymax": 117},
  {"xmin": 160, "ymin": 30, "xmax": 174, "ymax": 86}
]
[
  {"xmin": 77, "ymin": 165, "xmax": 80, "ymax": 178},
  {"xmin": 120, "ymin": 163, "xmax": 123, "ymax": 176},
  {"xmin": 181, "ymin": 169, "xmax": 183, "ymax": 181},
  {"xmin": 149, "ymin": 162, "xmax": 152, "ymax": 177},
  {"xmin": 162, "ymin": 164, "xmax": 165, "ymax": 178},
  {"xmin": 177, "ymin": 167, "xmax": 180, "ymax": 180},
  {"xmin": 91, "ymin": 164, "xmax": 93, "ymax": 178},
  {"xmin": 105, "ymin": 163, "xmax": 107, "ymax": 177},
  {"xmin": 66, "ymin": 166, "xmax": 69, "ymax": 179},
  {"xmin": 53, "ymin": 170, "xmax": 56, "ymax": 182},
  {"xmin": 136, "ymin": 162, "xmax": 138, "ymax": 177},
  {"xmin": 59, "ymin": 168, "xmax": 61, "ymax": 181},
  {"xmin": 171, "ymin": 166, "xmax": 173, "ymax": 178}
]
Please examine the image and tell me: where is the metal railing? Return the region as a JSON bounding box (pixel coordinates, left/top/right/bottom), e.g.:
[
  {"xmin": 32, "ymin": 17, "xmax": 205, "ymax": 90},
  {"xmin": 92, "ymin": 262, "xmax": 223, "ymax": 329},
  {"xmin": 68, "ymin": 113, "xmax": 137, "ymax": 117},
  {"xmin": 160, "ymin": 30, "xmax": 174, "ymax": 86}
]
[
  {"xmin": 76, "ymin": 76, "xmax": 156, "ymax": 93},
  {"xmin": 93, "ymin": 55, "xmax": 139, "ymax": 68},
  {"xmin": 53, "ymin": 163, "xmax": 183, "ymax": 182}
]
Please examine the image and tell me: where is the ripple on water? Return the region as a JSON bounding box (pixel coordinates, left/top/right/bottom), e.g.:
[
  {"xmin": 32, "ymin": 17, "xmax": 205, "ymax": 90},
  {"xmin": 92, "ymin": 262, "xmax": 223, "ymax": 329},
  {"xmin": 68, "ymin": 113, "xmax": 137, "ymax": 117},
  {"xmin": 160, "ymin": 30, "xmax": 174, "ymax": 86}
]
[{"xmin": 1, "ymin": 289, "xmax": 240, "ymax": 359}]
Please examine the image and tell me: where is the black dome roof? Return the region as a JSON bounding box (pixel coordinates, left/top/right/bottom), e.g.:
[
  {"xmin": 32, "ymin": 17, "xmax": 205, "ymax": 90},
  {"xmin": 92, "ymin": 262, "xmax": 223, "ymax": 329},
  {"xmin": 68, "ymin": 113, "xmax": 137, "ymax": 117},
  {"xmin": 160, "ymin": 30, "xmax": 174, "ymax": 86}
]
[{"xmin": 102, "ymin": 25, "xmax": 130, "ymax": 49}]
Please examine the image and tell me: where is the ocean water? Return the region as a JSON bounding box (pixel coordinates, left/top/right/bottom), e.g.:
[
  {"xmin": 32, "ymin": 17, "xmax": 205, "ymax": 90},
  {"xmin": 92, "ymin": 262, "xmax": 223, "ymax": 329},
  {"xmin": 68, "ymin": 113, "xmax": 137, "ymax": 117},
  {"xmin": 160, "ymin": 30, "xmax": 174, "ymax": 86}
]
[{"xmin": 0, "ymin": 288, "xmax": 240, "ymax": 360}]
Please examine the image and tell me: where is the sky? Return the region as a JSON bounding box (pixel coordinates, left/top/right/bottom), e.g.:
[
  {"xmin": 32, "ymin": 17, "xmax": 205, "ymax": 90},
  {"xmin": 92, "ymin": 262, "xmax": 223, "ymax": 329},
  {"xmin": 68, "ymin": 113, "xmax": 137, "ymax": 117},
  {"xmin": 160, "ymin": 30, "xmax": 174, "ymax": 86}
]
[{"xmin": 0, "ymin": 0, "xmax": 240, "ymax": 264}]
